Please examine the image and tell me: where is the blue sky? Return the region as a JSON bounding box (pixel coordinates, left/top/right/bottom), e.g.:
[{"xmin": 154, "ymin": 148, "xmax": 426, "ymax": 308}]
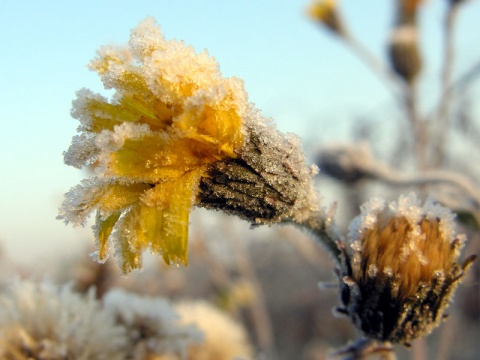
[{"xmin": 1, "ymin": 0, "xmax": 479, "ymax": 266}]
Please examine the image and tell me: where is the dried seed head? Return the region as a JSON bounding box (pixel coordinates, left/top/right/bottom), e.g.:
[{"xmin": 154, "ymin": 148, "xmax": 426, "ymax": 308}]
[
  {"xmin": 337, "ymin": 193, "xmax": 476, "ymax": 345},
  {"xmin": 388, "ymin": 24, "xmax": 422, "ymax": 83}
]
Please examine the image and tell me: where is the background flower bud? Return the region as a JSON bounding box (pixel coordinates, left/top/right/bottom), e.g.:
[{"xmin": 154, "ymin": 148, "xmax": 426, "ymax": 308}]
[{"xmin": 336, "ymin": 193, "xmax": 476, "ymax": 345}]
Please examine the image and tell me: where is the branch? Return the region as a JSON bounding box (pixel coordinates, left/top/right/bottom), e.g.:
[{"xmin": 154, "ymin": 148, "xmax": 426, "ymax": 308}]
[
  {"xmin": 432, "ymin": 4, "xmax": 461, "ymax": 166},
  {"xmin": 316, "ymin": 142, "xmax": 480, "ymax": 209}
]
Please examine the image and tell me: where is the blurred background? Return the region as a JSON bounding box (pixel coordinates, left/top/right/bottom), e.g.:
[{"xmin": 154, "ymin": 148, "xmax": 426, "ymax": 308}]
[{"xmin": 0, "ymin": 1, "xmax": 479, "ymax": 359}]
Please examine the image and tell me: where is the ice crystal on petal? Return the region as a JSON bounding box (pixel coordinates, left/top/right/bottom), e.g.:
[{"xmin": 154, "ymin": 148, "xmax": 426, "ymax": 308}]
[
  {"xmin": 63, "ymin": 133, "xmax": 98, "ymax": 169},
  {"xmin": 144, "ymin": 42, "xmax": 221, "ymax": 104},
  {"xmin": 128, "ymin": 16, "xmax": 166, "ymax": 60},
  {"xmin": 347, "ymin": 197, "xmax": 385, "ymax": 242}
]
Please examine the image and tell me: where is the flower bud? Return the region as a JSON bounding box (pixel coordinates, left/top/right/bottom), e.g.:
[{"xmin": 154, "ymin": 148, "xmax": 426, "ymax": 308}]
[
  {"xmin": 388, "ymin": 24, "xmax": 422, "ymax": 83},
  {"xmin": 336, "ymin": 193, "xmax": 476, "ymax": 345},
  {"xmin": 307, "ymin": 0, "xmax": 347, "ymax": 37}
]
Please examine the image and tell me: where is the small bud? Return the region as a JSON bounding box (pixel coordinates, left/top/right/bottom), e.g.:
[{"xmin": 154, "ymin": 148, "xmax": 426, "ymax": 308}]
[
  {"xmin": 336, "ymin": 193, "xmax": 476, "ymax": 345},
  {"xmin": 316, "ymin": 142, "xmax": 374, "ymax": 184},
  {"xmin": 307, "ymin": 0, "xmax": 347, "ymax": 37},
  {"xmin": 388, "ymin": 24, "xmax": 422, "ymax": 83}
]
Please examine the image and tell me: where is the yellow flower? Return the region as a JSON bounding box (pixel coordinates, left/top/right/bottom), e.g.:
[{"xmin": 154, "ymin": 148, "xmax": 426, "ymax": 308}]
[
  {"xmin": 59, "ymin": 18, "xmax": 247, "ymax": 273},
  {"xmin": 337, "ymin": 193, "xmax": 476, "ymax": 344}
]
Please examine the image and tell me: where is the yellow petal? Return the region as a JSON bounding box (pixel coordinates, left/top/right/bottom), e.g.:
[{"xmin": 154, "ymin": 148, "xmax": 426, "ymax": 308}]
[
  {"xmin": 138, "ymin": 169, "xmax": 202, "ymax": 265},
  {"xmin": 95, "ymin": 212, "xmax": 121, "ymax": 261},
  {"xmin": 108, "ymin": 136, "xmax": 218, "ymax": 182},
  {"xmin": 117, "ymin": 208, "xmax": 145, "ymax": 273},
  {"xmin": 98, "ymin": 183, "xmax": 151, "ymax": 214}
]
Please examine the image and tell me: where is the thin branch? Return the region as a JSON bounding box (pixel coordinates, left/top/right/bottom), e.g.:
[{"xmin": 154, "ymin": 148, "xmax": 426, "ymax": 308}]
[
  {"xmin": 317, "ymin": 143, "xmax": 480, "ymax": 209},
  {"xmin": 404, "ymin": 82, "xmax": 428, "ymax": 169},
  {"xmin": 432, "ymin": 4, "xmax": 460, "ymax": 167},
  {"xmin": 450, "ymin": 59, "xmax": 480, "ymax": 92},
  {"xmin": 370, "ymin": 164, "xmax": 480, "ymax": 209},
  {"xmin": 343, "ymin": 34, "xmax": 407, "ymax": 96}
]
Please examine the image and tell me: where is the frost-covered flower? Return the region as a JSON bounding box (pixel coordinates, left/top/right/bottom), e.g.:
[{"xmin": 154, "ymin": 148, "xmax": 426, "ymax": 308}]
[
  {"xmin": 0, "ymin": 279, "xmax": 126, "ymax": 360},
  {"xmin": 174, "ymin": 301, "xmax": 254, "ymax": 360},
  {"xmin": 103, "ymin": 289, "xmax": 203, "ymax": 360},
  {"xmin": 336, "ymin": 193, "xmax": 476, "ymax": 345},
  {"xmin": 59, "ymin": 17, "xmax": 318, "ymax": 273},
  {"xmin": 58, "ymin": 17, "xmax": 246, "ymax": 272}
]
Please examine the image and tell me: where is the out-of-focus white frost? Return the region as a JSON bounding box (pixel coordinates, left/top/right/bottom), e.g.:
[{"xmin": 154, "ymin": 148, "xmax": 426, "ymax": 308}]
[{"xmin": 103, "ymin": 289, "xmax": 203, "ymax": 359}]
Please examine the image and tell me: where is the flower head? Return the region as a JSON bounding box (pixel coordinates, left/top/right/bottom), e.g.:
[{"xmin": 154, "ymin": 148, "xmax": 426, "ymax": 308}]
[
  {"xmin": 59, "ymin": 18, "xmax": 319, "ymax": 274},
  {"xmin": 59, "ymin": 18, "xmax": 247, "ymax": 273},
  {"xmin": 337, "ymin": 193, "xmax": 476, "ymax": 345}
]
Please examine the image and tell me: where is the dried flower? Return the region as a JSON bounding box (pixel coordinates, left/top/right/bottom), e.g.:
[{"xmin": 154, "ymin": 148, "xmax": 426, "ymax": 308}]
[
  {"xmin": 58, "ymin": 17, "xmax": 247, "ymax": 272},
  {"xmin": 307, "ymin": 0, "xmax": 347, "ymax": 37},
  {"xmin": 59, "ymin": 17, "xmax": 318, "ymax": 273},
  {"xmin": 103, "ymin": 289, "xmax": 203, "ymax": 359},
  {"xmin": 0, "ymin": 279, "xmax": 126, "ymax": 360},
  {"xmin": 174, "ymin": 300, "xmax": 254, "ymax": 360},
  {"xmin": 336, "ymin": 193, "xmax": 476, "ymax": 345}
]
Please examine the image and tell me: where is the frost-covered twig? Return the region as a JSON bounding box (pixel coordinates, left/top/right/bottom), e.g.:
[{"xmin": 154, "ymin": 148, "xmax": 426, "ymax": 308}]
[
  {"xmin": 317, "ymin": 143, "xmax": 480, "ymax": 209},
  {"xmin": 432, "ymin": 3, "xmax": 461, "ymax": 166}
]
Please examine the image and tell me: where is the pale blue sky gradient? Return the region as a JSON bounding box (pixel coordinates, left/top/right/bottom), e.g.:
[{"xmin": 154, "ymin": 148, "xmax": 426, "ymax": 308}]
[{"xmin": 1, "ymin": 0, "xmax": 479, "ymax": 266}]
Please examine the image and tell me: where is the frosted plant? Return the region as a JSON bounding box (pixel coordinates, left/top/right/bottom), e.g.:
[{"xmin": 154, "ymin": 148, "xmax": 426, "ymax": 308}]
[
  {"xmin": 58, "ymin": 17, "xmax": 318, "ymax": 273},
  {"xmin": 56, "ymin": 13, "xmax": 477, "ymax": 359},
  {"xmin": 335, "ymin": 193, "xmax": 476, "ymax": 347},
  {"xmin": 174, "ymin": 300, "xmax": 254, "ymax": 360},
  {"xmin": 0, "ymin": 279, "xmax": 126, "ymax": 360},
  {"xmin": 103, "ymin": 289, "xmax": 203, "ymax": 360}
]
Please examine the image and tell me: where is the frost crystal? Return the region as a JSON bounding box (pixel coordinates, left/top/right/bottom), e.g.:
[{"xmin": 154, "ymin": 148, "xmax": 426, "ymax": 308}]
[
  {"xmin": 198, "ymin": 107, "xmax": 319, "ymax": 225},
  {"xmin": 0, "ymin": 279, "xmax": 126, "ymax": 360},
  {"xmin": 175, "ymin": 300, "xmax": 254, "ymax": 360},
  {"xmin": 103, "ymin": 289, "xmax": 203, "ymax": 359}
]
